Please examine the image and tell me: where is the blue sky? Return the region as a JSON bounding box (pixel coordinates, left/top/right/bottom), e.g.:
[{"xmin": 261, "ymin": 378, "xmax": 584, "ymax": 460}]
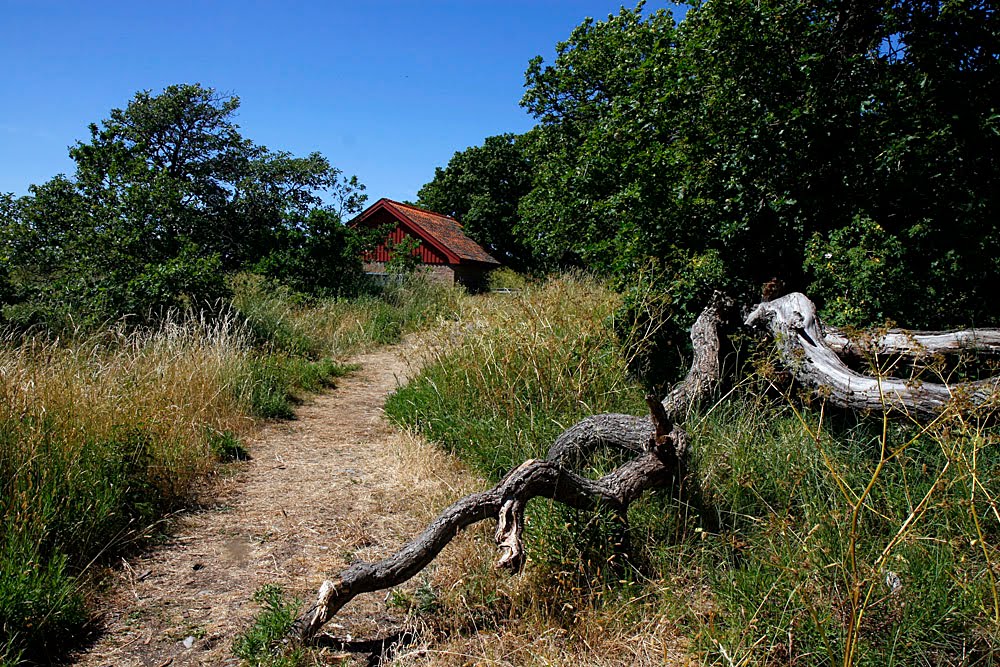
[{"xmin": 2, "ymin": 1, "xmax": 685, "ymax": 205}]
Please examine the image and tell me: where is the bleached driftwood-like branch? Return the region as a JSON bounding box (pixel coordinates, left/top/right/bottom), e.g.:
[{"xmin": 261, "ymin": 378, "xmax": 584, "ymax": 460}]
[
  {"xmin": 747, "ymin": 292, "xmax": 1000, "ymax": 419},
  {"xmin": 294, "ymin": 291, "xmax": 1000, "ymax": 642},
  {"xmin": 824, "ymin": 326, "xmax": 1000, "ymax": 359}
]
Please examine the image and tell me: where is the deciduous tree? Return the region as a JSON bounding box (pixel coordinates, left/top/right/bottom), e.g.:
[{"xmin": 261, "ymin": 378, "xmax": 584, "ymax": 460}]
[
  {"xmin": 417, "ymin": 133, "xmax": 535, "ymax": 271},
  {"xmin": 0, "ymin": 84, "xmax": 367, "ymax": 328}
]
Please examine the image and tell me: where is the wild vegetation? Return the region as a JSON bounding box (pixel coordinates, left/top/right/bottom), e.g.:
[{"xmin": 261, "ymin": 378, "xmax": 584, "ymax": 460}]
[
  {"xmin": 1, "ymin": 1, "xmax": 998, "ymax": 666},
  {"xmin": 420, "ymin": 0, "xmax": 1000, "ymax": 375},
  {"xmin": 0, "ymin": 83, "xmax": 371, "ymax": 332},
  {"xmin": 385, "ymin": 276, "xmax": 1000, "ymax": 665},
  {"xmin": 0, "ymin": 274, "xmax": 459, "ymax": 665}
]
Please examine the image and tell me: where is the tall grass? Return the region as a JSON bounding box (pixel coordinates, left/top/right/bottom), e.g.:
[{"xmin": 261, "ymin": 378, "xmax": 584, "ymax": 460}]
[
  {"xmin": 0, "ymin": 316, "xmax": 253, "ymax": 662},
  {"xmin": 386, "ymin": 274, "xmax": 647, "ymax": 479},
  {"xmin": 386, "ymin": 275, "xmax": 1000, "ymax": 665},
  {"xmin": 0, "ymin": 274, "xmax": 462, "ymax": 664},
  {"xmin": 230, "ymin": 272, "xmax": 463, "ymax": 359},
  {"xmin": 385, "ymin": 275, "xmax": 651, "ymax": 617},
  {"xmin": 666, "ymin": 385, "xmax": 1000, "ymax": 666}
]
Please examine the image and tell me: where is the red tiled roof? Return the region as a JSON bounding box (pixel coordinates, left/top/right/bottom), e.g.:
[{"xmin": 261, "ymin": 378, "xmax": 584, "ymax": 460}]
[{"xmin": 357, "ymin": 199, "xmax": 500, "ymax": 266}]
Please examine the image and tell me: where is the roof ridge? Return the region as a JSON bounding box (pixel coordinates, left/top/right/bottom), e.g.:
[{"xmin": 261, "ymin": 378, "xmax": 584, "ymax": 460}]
[{"xmin": 386, "ymin": 199, "xmax": 461, "ymax": 224}]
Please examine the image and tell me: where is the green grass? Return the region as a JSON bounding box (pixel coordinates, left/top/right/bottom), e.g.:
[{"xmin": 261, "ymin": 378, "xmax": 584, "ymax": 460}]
[
  {"xmin": 386, "ymin": 275, "xmax": 651, "ymax": 606},
  {"xmin": 232, "ymin": 585, "xmax": 306, "ymax": 667},
  {"xmin": 385, "ymin": 274, "xmax": 1000, "ymax": 665},
  {"xmin": 670, "ymin": 391, "xmax": 1000, "ymax": 665},
  {"xmin": 0, "ymin": 274, "xmax": 463, "ymax": 665},
  {"xmin": 386, "ymin": 274, "xmax": 646, "ymax": 479},
  {"xmin": 227, "ymin": 353, "xmax": 354, "ymax": 420}
]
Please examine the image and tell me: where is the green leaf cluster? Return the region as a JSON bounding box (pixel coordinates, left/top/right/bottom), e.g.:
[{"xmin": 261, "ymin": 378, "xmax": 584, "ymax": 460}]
[{"xmin": 419, "ymin": 1, "xmax": 1000, "ymax": 374}]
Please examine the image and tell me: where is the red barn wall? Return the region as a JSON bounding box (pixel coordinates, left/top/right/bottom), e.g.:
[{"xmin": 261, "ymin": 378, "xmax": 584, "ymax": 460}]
[{"xmin": 359, "ymin": 209, "xmax": 449, "ymax": 265}]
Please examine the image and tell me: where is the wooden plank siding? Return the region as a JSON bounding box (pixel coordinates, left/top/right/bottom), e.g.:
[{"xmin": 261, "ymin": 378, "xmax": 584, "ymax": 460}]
[{"xmin": 362, "ymin": 209, "xmax": 449, "ymax": 265}]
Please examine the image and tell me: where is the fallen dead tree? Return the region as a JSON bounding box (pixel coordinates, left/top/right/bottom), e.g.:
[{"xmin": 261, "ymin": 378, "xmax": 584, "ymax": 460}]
[
  {"xmin": 293, "ymin": 291, "xmax": 1000, "ymax": 641},
  {"xmin": 747, "ymin": 293, "xmax": 1000, "ymax": 420}
]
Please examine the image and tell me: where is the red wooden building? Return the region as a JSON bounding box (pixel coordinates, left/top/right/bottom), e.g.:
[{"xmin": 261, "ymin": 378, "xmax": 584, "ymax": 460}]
[{"xmin": 351, "ymin": 198, "xmax": 500, "ymax": 289}]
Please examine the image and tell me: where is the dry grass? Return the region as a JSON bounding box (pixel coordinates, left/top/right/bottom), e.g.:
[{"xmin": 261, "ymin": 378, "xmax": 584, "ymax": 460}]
[
  {"xmin": 377, "ymin": 277, "xmax": 693, "ymax": 665},
  {"xmin": 0, "ymin": 275, "xmax": 465, "ymax": 664},
  {"xmin": 384, "ymin": 274, "xmax": 1000, "ymax": 666},
  {"xmin": 0, "ymin": 315, "xmax": 262, "ymax": 662},
  {"xmin": 367, "ymin": 427, "xmax": 690, "ymax": 666},
  {"xmin": 0, "ymin": 315, "xmax": 254, "ymax": 502}
]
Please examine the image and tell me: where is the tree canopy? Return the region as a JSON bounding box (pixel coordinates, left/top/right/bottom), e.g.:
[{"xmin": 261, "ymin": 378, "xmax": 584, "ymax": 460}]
[
  {"xmin": 417, "ymin": 133, "xmax": 535, "ymax": 271},
  {"xmin": 0, "ymin": 84, "xmax": 367, "ymax": 329},
  {"xmin": 419, "ymin": 0, "xmax": 999, "ymax": 346}
]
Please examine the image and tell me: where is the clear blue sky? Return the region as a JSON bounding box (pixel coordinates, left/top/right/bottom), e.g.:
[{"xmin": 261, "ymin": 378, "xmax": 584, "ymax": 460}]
[{"xmin": 1, "ymin": 1, "xmax": 685, "ymax": 205}]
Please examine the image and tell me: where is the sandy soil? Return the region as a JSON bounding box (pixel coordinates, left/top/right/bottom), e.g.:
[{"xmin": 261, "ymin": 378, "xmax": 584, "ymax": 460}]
[{"xmin": 70, "ymin": 338, "xmax": 477, "ymax": 667}]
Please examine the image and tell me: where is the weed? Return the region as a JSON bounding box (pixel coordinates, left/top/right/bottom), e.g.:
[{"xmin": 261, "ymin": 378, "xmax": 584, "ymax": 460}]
[
  {"xmin": 232, "ymin": 584, "xmax": 306, "ymax": 667},
  {"xmin": 207, "ymin": 429, "xmax": 251, "ymax": 462},
  {"xmin": 0, "ymin": 273, "xmax": 461, "ymax": 663}
]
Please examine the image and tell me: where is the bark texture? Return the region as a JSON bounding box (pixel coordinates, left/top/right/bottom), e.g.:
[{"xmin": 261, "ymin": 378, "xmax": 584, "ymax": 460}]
[
  {"xmin": 294, "ymin": 290, "xmax": 1000, "ymax": 642},
  {"xmin": 824, "ymin": 327, "xmax": 1000, "ymax": 359}
]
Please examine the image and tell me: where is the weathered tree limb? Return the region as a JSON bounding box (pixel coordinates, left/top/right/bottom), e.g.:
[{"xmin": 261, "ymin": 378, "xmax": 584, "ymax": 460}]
[
  {"xmin": 661, "ymin": 292, "xmax": 733, "ymax": 419},
  {"xmin": 295, "ymin": 290, "xmax": 1000, "ymax": 643},
  {"xmin": 747, "ymin": 292, "xmax": 1000, "ymax": 419},
  {"xmin": 824, "ymin": 326, "xmax": 1000, "ymax": 359},
  {"xmin": 293, "ymin": 296, "xmax": 733, "ymax": 642},
  {"xmin": 294, "ymin": 451, "xmax": 675, "ymax": 640},
  {"xmin": 546, "ymin": 291, "xmax": 732, "ymax": 467}
]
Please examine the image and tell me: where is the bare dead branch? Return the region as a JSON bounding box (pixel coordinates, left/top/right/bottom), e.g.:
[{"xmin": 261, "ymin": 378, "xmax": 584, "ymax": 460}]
[
  {"xmin": 824, "ymin": 327, "xmax": 1000, "ymax": 359},
  {"xmin": 293, "ymin": 296, "xmax": 733, "ymax": 642},
  {"xmin": 294, "ymin": 453, "xmax": 672, "ymax": 640},
  {"xmin": 748, "ymin": 292, "xmax": 1000, "ymax": 419},
  {"xmin": 294, "ymin": 290, "xmax": 1000, "ymax": 643}
]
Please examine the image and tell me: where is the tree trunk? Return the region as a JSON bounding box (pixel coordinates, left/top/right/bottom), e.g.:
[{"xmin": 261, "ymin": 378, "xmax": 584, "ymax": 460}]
[{"xmin": 824, "ymin": 327, "xmax": 1000, "ymax": 359}]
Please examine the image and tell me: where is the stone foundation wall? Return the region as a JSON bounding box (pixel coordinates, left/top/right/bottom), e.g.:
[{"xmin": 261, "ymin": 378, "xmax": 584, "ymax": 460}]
[{"xmin": 363, "ymin": 262, "xmax": 456, "ymax": 285}]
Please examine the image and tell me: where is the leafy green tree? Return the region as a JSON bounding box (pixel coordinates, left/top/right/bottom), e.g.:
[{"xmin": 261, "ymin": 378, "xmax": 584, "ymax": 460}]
[
  {"xmin": 519, "ymin": 5, "xmax": 678, "ymax": 275},
  {"xmin": 521, "ymin": 0, "xmax": 1000, "ymax": 334},
  {"xmin": 0, "ymin": 193, "xmax": 19, "ymax": 310},
  {"xmin": 417, "ymin": 133, "xmax": 535, "ymax": 271},
  {"xmin": 1, "ymin": 84, "xmax": 367, "ymax": 329},
  {"xmin": 252, "ymin": 207, "xmax": 366, "ymax": 295},
  {"xmin": 384, "ymin": 236, "xmax": 424, "ymax": 276}
]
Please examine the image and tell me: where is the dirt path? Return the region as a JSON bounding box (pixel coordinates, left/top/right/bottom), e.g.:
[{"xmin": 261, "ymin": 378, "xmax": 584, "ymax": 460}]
[{"xmin": 72, "ymin": 338, "xmax": 476, "ymax": 667}]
